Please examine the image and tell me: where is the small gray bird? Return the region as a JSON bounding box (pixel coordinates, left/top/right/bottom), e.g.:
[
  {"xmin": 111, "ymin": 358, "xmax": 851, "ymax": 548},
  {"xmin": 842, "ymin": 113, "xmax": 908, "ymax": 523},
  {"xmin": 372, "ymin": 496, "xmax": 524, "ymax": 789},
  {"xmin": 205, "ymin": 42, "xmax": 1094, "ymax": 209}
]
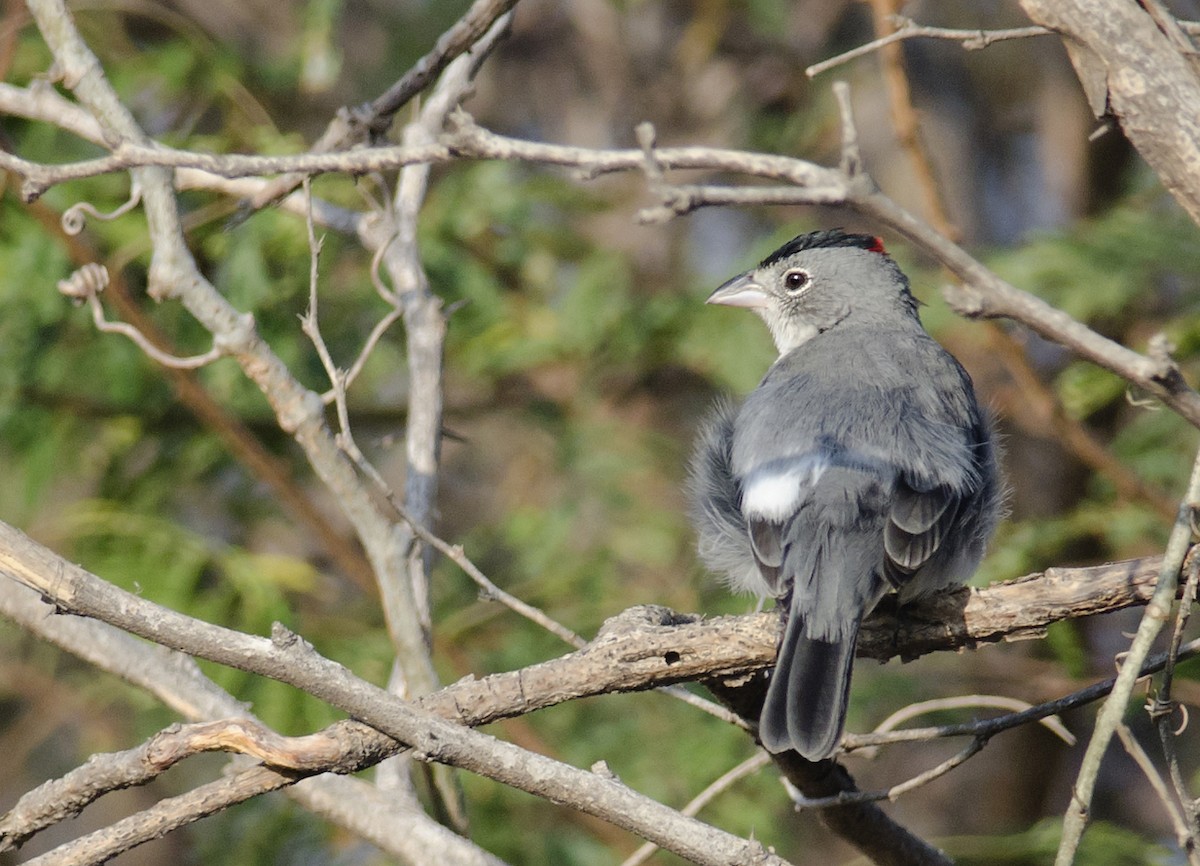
[{"xmin": 689, "ymin": 229, "xmax": 1001, "ymax": 760}]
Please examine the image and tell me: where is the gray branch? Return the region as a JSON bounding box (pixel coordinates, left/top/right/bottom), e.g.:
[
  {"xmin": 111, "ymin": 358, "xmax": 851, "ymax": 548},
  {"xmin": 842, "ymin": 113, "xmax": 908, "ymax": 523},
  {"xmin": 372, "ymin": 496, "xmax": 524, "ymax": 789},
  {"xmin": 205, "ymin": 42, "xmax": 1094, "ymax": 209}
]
[{"xmin": 0, "ymin": 515, "xmax": 1186, "ymax": 863}]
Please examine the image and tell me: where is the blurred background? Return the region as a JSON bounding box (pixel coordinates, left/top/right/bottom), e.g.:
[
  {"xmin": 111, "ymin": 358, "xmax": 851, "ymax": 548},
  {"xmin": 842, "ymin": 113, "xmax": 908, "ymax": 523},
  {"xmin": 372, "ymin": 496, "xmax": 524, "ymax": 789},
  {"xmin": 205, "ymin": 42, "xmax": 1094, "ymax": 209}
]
[{"xmin": 3, "ymin": 0, "xmax": 1200, "ymax": 863}]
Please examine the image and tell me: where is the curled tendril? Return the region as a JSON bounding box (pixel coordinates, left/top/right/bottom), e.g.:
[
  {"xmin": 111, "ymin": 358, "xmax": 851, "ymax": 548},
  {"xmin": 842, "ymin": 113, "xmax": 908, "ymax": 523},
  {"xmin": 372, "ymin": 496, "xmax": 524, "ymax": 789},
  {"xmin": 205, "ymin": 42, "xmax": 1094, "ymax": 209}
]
[
  {"xmin": 61, "ymin": 183, "xmax": 142, "ymax": 236},
  {"xmin": 56, "ymin": 262, "xmax": 109, "ymax": 304},
  {"xmin": 56, "ymin": 262, "xmax": 223, "ymax": 370}
]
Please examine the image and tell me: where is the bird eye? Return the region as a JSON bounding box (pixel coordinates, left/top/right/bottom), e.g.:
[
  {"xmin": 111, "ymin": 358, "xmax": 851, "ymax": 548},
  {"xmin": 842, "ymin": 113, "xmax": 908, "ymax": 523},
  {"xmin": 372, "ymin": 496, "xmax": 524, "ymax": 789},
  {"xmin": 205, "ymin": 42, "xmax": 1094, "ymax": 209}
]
[{"xmin": 783, "ymin": 269, "xmax": 811, "ymax": 294}]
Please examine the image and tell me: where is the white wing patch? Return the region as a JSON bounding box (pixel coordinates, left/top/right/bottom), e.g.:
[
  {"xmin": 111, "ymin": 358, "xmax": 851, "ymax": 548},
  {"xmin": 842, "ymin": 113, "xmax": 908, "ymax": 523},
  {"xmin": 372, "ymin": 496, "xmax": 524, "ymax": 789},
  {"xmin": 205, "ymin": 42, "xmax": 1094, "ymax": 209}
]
[{"xmin": 741, "ymin": 455, "xmax": 829, "ymax": 520}]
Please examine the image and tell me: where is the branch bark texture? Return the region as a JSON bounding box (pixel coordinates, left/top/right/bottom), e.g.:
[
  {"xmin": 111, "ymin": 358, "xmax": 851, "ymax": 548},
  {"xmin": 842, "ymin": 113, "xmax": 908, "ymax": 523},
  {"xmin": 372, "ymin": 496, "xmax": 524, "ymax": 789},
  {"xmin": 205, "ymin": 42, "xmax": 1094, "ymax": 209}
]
[{"xmin": 1019, "ymin": 0, "xmax": 1200, "ymax": 225}]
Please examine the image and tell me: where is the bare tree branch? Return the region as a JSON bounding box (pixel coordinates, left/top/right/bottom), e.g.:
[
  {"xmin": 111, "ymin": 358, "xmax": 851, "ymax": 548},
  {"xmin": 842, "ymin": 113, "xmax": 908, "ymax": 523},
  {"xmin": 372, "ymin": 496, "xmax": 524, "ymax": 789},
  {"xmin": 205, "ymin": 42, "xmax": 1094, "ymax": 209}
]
[
  {"xmin": 862, "ymin": 1, "xmax": 959, "ymax": 239},
  {"xmin": 357, "ymin": 0, "xmax": 518, "ymax": 135},
  {"xmin": 10, "ymin": 104, "xmax": 1198, "ymax": 433},
  {"xmin": 807, "ymin": 17, "xmax": 1051, "ymax": 78},
  {"xmin": 984, "ymin": 327, "xmax": 1179, "ymax": 520},
  {"xmin": 350, "ymin": 19, "xmax": 514, "ymax": 821},
  {"xmin": 770, "ymin": 752, "xmax": 954, "ymax": 866},
  {"xmin": 242, "ymin": 0, "xmax": 520, "ymax": 212},
  {"xmin": 1020, "ymin": 0, "xmax": 1200, "ymax": 225},
  {"xmin": 0, "ymin": 79, "xmax": 363, "ymax": 231},
  {"xmin": 0, "ymin": 521, "xmax": 788, "ymax": 866},
  {"xmin": 0, "ymin": 580, "xmax": 502, "ymax": 866},
  {"xmin": 865, "ymin": 695, "xmax": 1075, "ymax": 752},
  {"xmin": 2, "ymin": 719, "xmax": 384, "ymax": 853},
  {"xmin": 23, "ymin": 765, "xmax": 303, "ymax": 866},
  {"xmin": 1055, "ymin": 449, "xmax": 1200, "ymax": 866},
  {"xmin": 1151, "ymin": 549, "xmax": 1200, "ymax": 844},
  {"xmin": 1, "ymin": 509, "xmax": 1193, "ymax": 863},
  {"xmin": 1116, "ymin": 724, "xmax": 1200, "ymax": 864},
  {"xmin": 0, "ymin": 517, "xmax": 1185, "ymax": 716},
  {"xmin": 846, "ymin": 635, "xmax": 1200, "ymax": 752},
  {"xmin": 26, "ymin": 0, "xmax": 444, "ymax": 705},
  {"xmin": 57, "ymin": 264, "xmax": 225, "ymax": 369},
  {"xmin": 8, "ymin": 10, "xmax": 1200, "ymax": 435},
  {"xmin": 24, "ymin": 111, "xmax": 1171, "ymax": 436}
]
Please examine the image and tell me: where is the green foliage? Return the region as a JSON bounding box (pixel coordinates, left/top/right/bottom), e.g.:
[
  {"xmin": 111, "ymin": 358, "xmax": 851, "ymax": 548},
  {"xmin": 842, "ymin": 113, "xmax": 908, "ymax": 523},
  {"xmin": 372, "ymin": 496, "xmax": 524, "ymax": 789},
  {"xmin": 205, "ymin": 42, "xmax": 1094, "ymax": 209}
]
[
  {"xmin": 987, "ymin": 201, "xmax": 1200, "ymax": 328},
  {"xmin": 945, "ymin": 818, "xmax": 1172, "ymax": 865},
  {"xmin": 6, "ymin": 3, "xmax": 1200, "ymax": 864},
  {"xmin": 193, "ymin": 796, "xmax": 340, "ymax": 866},
  {"xmin": 975, "ymin": 201, "xmax": 1200, "ymax": 584}
]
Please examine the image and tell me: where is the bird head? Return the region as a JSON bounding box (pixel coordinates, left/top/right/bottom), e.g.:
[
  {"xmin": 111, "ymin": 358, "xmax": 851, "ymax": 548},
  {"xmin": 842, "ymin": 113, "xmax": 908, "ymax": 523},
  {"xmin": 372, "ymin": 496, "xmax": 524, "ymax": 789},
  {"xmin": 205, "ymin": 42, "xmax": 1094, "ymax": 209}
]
[{"xmin": 707, "ymin": 229, "xmax": 918, "ymax": 355}]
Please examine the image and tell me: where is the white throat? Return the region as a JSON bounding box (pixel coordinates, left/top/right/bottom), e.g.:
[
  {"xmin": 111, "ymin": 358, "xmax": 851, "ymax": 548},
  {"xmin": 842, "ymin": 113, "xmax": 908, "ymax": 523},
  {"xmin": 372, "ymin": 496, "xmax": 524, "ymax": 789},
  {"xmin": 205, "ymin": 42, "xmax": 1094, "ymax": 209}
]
[{"xmin": 763, "ymin": 314, "xmax": 818, "ymax": 355}]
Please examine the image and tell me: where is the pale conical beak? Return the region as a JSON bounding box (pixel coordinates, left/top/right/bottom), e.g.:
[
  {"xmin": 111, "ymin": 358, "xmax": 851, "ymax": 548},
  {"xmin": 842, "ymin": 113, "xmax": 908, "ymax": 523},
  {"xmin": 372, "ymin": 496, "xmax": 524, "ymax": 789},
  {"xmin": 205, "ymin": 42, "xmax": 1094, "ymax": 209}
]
[{"xmin": 706, "ymin": 272, "xmax": 769, "ymax": 308}]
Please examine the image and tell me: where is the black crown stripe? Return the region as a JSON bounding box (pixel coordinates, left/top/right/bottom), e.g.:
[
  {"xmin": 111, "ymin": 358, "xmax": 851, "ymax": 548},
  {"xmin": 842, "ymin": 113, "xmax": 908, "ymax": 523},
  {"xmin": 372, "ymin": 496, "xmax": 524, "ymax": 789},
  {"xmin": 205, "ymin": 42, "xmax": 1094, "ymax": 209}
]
[{"xmin": 759, "ymin": 229, "xmax": 886, "ymax": 268}]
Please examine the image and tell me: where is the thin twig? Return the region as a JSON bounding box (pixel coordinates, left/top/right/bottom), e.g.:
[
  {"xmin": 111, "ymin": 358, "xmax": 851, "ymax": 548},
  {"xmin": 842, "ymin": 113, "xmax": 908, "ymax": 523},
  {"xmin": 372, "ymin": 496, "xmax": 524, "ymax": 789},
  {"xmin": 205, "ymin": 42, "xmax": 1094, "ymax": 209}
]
[
  {"xmin": 791, "ymin": 738, "xmax": 985, "ymax": 810},
  {"xmin": 1115, "ymin": 724, "xmax": 1200, "ymax": 864},
  {"xmin": 1056, "ymin": 447, "xmax": 1200, "ymax": 866},
  {"xmin": 338, "ymin": 433, "xmax": 588, "ymax": 648},
  {"xmin": 361, "ymin": 0, "xmax": 518, "ymax": 134},
  {"xmin": 862, "ymin": 694, "xmax": 1074, "ymax": 757},
  {"xmin": 22, "ymin": 765, "xmax": 301, "ymax": 866},
  {"xmin": 0, "ymin": 78, "xmax": 360, "ymax": 231},
  {"xmin": 60, "ymin": 183, "xmax": 142, "ymax": 235},
  {"xmin": 865, "ymin": 1, "xmax": 957, "ymax": 239},
  {"xmin": 330, "ymin": 305, "xmax": 405, "ymax": 401},
  {"xmin": 298, "ymin": 179, "xmax": 368, "ymax": 471},
  {"xmin": 637, "ymin": 184, "xmax": 847, "ymax": 223},
  {"xmin": 2, "ymin": 717, "xmax": 368, "ymax": 850},
  {"xmin": 1151, "ymin": 547, "xmax": 1200, "ymax": 847},
  {"xmin": 842, "ymin": 635, "xmax": 1200, "ymax": 751},
  {"xmin": 89, "ymin": 293, "xmax": 225, "ymax": 368},
  {"xmin": 806, "ymin": 16, "xmax": 1052, "ymax": 78},
  {"xmin": 1155, "ymin": 547, "xmax": 1200, "ymax": 713},
  {"xmin": 298, "ymin": 179, "xmax": 350, "ymax": 429},
  {"xmin": 656, "ymin": 686, "xmax": 752, "ymax": 729},
  {"xmin": 242, "ymin": 0, "xmax": 519, "ymax": 212},
  {"xmin": 339, "ymin": 449, "xmax": 769, "ymax": 725}
]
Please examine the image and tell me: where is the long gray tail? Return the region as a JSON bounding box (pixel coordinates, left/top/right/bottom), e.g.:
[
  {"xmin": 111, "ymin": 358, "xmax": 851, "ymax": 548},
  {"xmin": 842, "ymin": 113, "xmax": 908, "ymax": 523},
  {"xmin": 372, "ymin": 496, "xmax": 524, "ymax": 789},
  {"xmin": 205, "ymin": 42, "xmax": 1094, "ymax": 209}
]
[{"xmin": 758, "ymin": 607, "xmax": 860, "ymax": 760}]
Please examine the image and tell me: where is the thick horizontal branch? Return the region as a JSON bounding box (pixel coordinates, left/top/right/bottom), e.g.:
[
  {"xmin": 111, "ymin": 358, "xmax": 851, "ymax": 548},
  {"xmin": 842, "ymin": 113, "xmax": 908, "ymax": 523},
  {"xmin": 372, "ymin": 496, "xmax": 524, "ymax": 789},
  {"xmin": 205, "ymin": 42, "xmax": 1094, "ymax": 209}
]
[
  {"xmin": 4, "ymin": 564, "xmax": 1182, "ymax": 863},
  {"xmin": 0, "ymin": 518, "xmax": 1178, "ymax": 727},
  {"xmin": 0, "ymin": 580, "xmax": 501, "ymax": 866},
  {"xmin": 0, "ymin": 519, "xmax": 783, "ymax": 866},
  {"xmin": 0, "ymin": 518, "xmax": 1180, "ymax": 863}
]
